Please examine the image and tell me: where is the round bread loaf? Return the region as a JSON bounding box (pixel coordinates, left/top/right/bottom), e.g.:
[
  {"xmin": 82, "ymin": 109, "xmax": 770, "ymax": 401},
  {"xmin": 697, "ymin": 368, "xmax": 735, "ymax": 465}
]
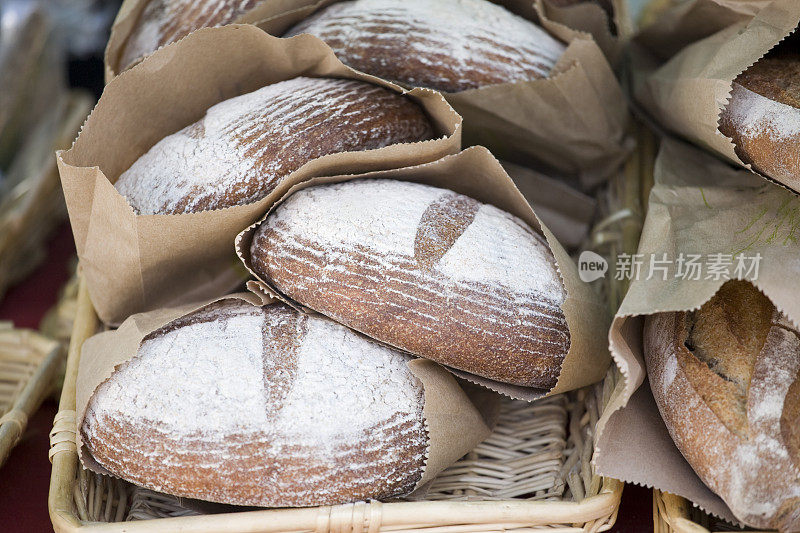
[
  {"xmin": 118, "ymin": 0, "xmax": 263, "ymax": 72},
  {"xmin": 644, "ymin": 281, "xmax": 800, "ymax": 531},
  {"xmin": 719, "ymin": 53, "xmax": 800, "ymax": 188},
  {"xmin": 114, "ymin": 77, "xmax": 434, "ymax": 215},
  {"xmin": 284, "ymin": 0, "xmax": 566, "ymax": 93},
  {"xmin": 81, "ymin": 299, "xmax": 428, "ymax": 507},
  {"xmin": 249, "ymin": 179, "xmax": 570, "ymax": 388}
]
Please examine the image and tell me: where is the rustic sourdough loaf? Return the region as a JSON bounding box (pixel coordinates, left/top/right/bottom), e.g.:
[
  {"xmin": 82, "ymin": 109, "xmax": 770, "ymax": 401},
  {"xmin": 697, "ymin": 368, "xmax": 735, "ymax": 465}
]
[
  {"xmin": 644, "ymin": 281, "xmax": 800, "ymax": 531},
  {"xmin": 81, "ymin": 299, "xmax": 428, "ymax": 507},
  {"xmin": 118, "ymin": 0, "xmax": 263, "ymax": 72},
  {"xmin": 114, "ymin": 76, "xmax": 434, "ymax": 215},
  {"xmin": 249, "ymin": 179, "xmax": 570, "ymax": 388},
  {"xmin": 284, "ymin": 0, "xmax": 566, "ymax": 93},
  {"xmin": 719, "ymin": 52, "xmax": 800, "ymax": 188}
]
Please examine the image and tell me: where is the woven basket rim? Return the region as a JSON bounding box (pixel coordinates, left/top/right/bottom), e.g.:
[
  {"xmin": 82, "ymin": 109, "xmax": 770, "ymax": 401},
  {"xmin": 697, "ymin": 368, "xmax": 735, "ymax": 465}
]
[
  {"xmin": 653, "ymin": 486, "xmax": 774, "ymax": 533},
  {"xmin": 0, "ymin": 326, "xmax": 61, "ymax": 469}
]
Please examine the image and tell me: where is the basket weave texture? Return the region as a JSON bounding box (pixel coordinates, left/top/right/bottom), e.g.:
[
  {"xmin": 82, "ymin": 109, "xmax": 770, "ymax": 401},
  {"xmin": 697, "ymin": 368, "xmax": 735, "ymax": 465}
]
[
  {"xmin": 653, "ymin": 489, "xmax": 773, "ymax": 533},
  {"xmin": 0, "ymin": 324, "xmax": 61, "ymax": 467}
]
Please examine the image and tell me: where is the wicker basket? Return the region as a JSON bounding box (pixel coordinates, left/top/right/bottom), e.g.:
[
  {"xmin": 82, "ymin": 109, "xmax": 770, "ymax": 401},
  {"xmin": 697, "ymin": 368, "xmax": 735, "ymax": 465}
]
[
  {"xmin": 653, "ymin": 489, "xmax": 773, "ymax": 533},
  {"xmin": 0, "ymin": 92, "xmax": 91, "ymax": 301},
  {"xmin": 46, "ymin": 117, "xmax": 654, "ymax": 533},
  {"xmin": 0, "ymin": 322, "xmax": 61, "ymax": 467}
]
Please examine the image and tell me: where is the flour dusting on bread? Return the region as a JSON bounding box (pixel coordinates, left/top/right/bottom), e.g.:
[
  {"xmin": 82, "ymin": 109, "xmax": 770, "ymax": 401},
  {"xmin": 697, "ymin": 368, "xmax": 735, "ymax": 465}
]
[
  {"xmin": 114, "ymin": 77, "xmax": 434, "ymax": 215},
  {"xmin": 250, "ymin": 180, "xmax": 569, "ymax": 387},
  {"xmin": 82, "ymin": 300, "xmax": 428, "ymax": 507},
  {"xmin": 286, "ymin": 0, "xmax": 566, "ymax": 92}
]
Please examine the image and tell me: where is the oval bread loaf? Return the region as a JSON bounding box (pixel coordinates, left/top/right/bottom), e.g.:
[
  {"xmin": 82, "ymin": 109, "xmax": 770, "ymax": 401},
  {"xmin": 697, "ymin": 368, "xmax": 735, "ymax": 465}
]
[
  {"xmin": 81, "ymin": 299, "xmax": 428, "ymax": 507},
  {"xmin": 644, "ymin": 281, "xmax": 800, "ymax": 531},
  {"xmin": 114, "ymin": 77, "xmax": 434, "ymax": 214},
  {"xmin": 249, "ymin": 179, "xmax": 570, "ymax": 388},
  {"xmin": 719, "ymin": 52, "xmax": 800, "ymax": 188},
  {"xmin": 285, "ymin": 0, "xmax": 566, "ymax": 93},
  {"xmin": 118, "ymin": 0, "xmax": 263, "ymax": 72}
]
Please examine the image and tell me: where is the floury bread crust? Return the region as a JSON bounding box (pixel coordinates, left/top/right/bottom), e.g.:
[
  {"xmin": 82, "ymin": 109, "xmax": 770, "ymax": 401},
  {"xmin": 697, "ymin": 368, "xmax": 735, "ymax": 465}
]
[
  {"xmin": 644, "ymin": 281, "xmax": 800, "ymax": 531},
  {"xmin": 114, "ymin": 77, "xmax": 434, "ymax": 214},
  {"xmin": 719, "ymin": 54, "xmax": 800, "ymax": 188},
  {"xmin": 285, "ymin": 0, "xmax": 566, "ymax": 93},
  {"xmin": 118, "ymin": 0, "xmax": 263, "ymax": 72},
  {"xmin": 81, "ymin": 300, "xmax": 428, "ymax": 507},
  {"xmin": 250, "ymin": 180, "xmax": 570, "ymax": 388}
]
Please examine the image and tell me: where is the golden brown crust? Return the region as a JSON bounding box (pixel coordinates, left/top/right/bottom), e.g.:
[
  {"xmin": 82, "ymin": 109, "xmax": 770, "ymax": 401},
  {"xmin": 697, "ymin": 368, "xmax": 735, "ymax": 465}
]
[
  {"xmin": 782, "ymin": 373, "xmax": 800, "ymax": 472},
  {"xmin": 644, "ymin": 281, "xmax": 800, "ymax": 530},
  {"xmin": 683, "ymin": 280, "xmax": 773, "ymax": 435},
  {"xmin": 718, "ymin": 55, "xmax": 800, "ymax": 188},
  {"xmin": 119, "ymin": 0, "xmax": 262, "ymax": 72}
]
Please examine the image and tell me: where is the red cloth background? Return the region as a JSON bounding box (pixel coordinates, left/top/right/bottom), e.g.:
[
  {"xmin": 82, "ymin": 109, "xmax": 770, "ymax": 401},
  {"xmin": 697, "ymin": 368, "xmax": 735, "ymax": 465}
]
[{"xmin": 0, "ymin": 224, "xmax": 653, "ymax": 532}]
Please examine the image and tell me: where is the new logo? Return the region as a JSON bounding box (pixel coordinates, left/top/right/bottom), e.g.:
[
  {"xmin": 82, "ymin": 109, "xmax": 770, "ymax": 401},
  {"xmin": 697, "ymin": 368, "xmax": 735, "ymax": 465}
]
[{"xmin": 578, "ymin": 251, "xmax": 608, "ymax": 282}]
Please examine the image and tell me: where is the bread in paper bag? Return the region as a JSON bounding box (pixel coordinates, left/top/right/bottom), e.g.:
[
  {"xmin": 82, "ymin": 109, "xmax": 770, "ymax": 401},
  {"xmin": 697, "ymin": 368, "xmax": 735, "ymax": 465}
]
[
  {"xmin": 249, "ymin": 179, "xmax": 570, "ymax": 388},
  {"xmin": 81, "ymin": 298, "xmax": 488, "ymax": 507},
  {"xmin": 258, "ymin": 0, "xmax": 628, "ymax": 186},
  {"xmin": 238, "ymin": 147, "xmax": 612, "ymax": 400},
  {"xmin": 719, "ymin": 47, "xmax": 800, "ymax": 191},
  {"xmin": 645, "ymin": 281, "xmax": 800, "ymax": 532},
  {"xmin": 284, "ymin": 0, "xmax": 566, "ymax": 93},
  {"xmin": 115, "ymin": 76, "xmax": 434, "ymax": 214},
  {"xmin": 57, "ymin": 25, "xmax": 461, "ymax": 325}
]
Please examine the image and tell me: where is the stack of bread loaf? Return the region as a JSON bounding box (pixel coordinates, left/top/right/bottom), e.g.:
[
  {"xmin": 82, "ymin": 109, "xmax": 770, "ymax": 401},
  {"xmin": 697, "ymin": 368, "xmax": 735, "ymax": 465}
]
[{"xmin": 55, "ymin": 0, "xmax": 626, "ymax": 513}]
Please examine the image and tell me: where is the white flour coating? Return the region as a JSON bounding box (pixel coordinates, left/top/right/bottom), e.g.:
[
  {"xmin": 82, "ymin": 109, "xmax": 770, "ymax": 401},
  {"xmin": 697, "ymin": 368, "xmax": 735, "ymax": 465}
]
[
  {"xmin": 83, "ymin": 301, "xmax": 427, "ymax": 503},
  {"xmin": 114, "ymin": 77, "xmax": 428, "ymax": 214},
  {"xmin": 275, "ymin": 316, "xmax": 423, "ymax": 447},
  {"xmin": 121, "ymin": 0, "xmax": 260, "ymax": 70},
  {"xmin": 85, "ymin": 301, "xmax": 423, "ymax": 441},
  {"xmin": 262, "ymin": 180, "xmax": 565, "ymax": 301},
  {"xmin": 287, "ymin": 0, "xmax": 566, "ymax": 91},
  {"xmin": 86, "ymin": 310, "xmax": 268, "ymax": 435},
  {"xmin": 726, "ymin": 83, "xmax": 800, "ymax": 141}
]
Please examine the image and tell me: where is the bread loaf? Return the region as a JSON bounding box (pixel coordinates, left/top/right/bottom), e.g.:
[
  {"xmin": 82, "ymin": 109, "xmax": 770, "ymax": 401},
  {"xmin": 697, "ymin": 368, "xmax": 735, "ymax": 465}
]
[
  {"xmin": 284, "ymin": 0, "xmax": 566, "ymax": 93},
  {"xmin": 114, "ymin": 77, "xmax": 434, "ymax": 214},
  {"xmin": 644, "ymin": 281, "xmax": 800, "ymax": 531},
  {"xmin": 81, "ymin": 299, "xmax": 428, "ymax": 507},
  {"xmin": 719, "ymin": 53, "xmax": 800, "ymax": 188},
  {"xmin": 118, "ymin": 0, "xmax": 262, "ymax": 72},
  {"xmin": 249, "ymin": 179, "xmax": 570, "ymax": 388}
]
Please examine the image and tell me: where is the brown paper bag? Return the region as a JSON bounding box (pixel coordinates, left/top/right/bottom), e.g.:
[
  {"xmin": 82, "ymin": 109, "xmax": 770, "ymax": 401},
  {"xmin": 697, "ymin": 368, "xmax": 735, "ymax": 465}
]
[
  {"xmin": 635, "ymin": 0, "xmax": 770, "ymax": 62},
  {"xmin": 235, "ymin": 146, "xmax": 611, "ymax": 400},
  {"xmin": 75, "ymin": 292, "xmax": 494, "ymax": 504},
  {"xmin": 594, "ymin": 138, "xmax": 800, "ymax": 524},
  {"xmin": 502, "ymin": 160, "xmax": 596, "ymax": 252},
  {"xmin": 633, "ymin": 0, "xmax": 800, "ymax": 192},
  {"xmin": 254, "ymin": 0, "xmax": 630, "ymax": 188},
  {"xmin": 58, "ymin": 24, "xmax": 461, "ymax": 326},
  {"xmin": 104, "ymin": 0, "xmax": 322, "ymax": 81},
  {"xmin": 536, "ymin": 0, "xmax": 632, "ymax": 65}
]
